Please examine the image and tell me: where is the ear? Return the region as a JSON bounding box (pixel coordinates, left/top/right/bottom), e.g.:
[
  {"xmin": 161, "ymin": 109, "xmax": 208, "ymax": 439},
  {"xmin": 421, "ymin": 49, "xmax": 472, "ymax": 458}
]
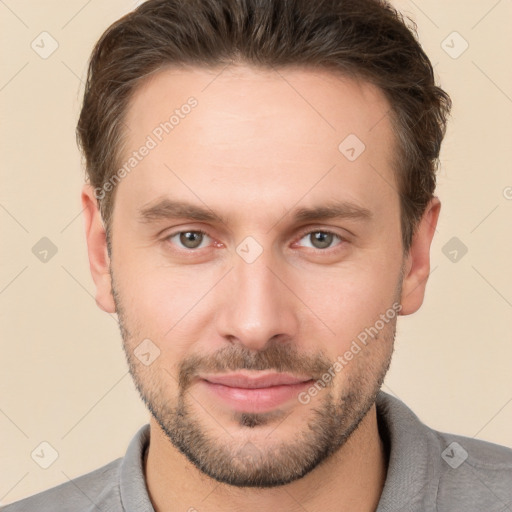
[
  {"xmin": 81, "ymin": 184, "xmax": 116, "ymax": 313},
  {"xmin": 399, "ymin": 197, "xmax": 441, "ymax": 316}
]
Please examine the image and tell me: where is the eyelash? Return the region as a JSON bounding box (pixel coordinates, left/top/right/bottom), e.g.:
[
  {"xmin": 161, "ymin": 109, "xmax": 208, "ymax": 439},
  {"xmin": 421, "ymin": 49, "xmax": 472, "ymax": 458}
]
[{"xmin": 163, "ymin": 228, "xmax": 346, "ymax": 253}]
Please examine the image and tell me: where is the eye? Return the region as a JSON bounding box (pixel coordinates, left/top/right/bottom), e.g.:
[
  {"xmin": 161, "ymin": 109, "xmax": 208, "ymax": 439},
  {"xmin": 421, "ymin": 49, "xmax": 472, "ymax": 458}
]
[
  {"xmin": 165, "ymin": 230, "xmax": 212, "ymax": 250},
  {"xmin": 296, "ymin": 230, "xmax": 344, "ymax": 250}
]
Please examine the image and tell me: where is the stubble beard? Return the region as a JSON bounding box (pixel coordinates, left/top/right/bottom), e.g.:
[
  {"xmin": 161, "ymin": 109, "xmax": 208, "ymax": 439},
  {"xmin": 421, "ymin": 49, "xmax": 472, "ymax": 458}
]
[{"xmin": 111, "ymin": 269, "xmax": 397, "ymax": 488}]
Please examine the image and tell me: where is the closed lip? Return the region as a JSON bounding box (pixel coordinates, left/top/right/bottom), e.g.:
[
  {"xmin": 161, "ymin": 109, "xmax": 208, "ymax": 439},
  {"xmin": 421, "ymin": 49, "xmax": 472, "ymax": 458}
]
[{"xmin": 200, "ymin": 371, "xmax": 313, "ymax": 389}]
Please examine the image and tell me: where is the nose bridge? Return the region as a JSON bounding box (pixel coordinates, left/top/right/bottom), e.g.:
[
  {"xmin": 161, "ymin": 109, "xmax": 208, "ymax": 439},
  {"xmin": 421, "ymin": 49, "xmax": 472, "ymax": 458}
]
[{"xmin": 215, "ymin": 242, "xmax": 298, "ymax": 349}]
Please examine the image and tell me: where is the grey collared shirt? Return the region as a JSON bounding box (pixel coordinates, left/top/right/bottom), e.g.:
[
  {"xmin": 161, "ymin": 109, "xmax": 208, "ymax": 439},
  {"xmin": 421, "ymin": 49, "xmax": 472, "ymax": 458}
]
[{"xmin": 2, "ymin": 391, "xmax": 511, "ymax": 511}]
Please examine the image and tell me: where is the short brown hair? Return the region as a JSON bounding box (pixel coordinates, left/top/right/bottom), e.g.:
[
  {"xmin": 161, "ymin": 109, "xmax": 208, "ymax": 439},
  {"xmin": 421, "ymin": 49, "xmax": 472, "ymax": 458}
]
[{"xmin": 77, "ymin": 0, "xmax": 451, "ymax": 251}]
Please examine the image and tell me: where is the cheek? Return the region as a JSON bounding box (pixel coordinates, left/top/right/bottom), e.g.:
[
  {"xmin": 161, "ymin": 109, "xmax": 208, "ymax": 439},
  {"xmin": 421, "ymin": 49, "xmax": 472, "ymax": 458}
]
[
  {"xmin": 115, "ymin": 260, "xmax": 218, "ymax": 344},
  {"xmin": 297, "ymin": 259, "xmax": 400, "ymax": 352}
]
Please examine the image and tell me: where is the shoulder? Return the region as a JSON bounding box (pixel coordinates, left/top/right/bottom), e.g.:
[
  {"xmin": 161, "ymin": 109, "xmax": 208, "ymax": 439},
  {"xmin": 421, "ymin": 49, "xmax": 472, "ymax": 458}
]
[
  {"xmin": 432, "ymin": 429, "xmax": 512, "ymax": 510},
  {"xmin": 1, "ymin": 423, "xmax": 151, "ymax": 512},
  {"xmin": 1, "ymin": 457, "xmax": 123, "ymax": 512},
  {"xmin": 375, "ymin": 391, "xmax": 512, "ymax": 511}
]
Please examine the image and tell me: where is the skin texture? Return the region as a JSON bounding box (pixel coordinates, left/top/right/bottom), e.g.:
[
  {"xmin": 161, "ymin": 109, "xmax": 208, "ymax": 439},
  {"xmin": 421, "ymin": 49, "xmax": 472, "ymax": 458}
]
[{"xmin": 82, "ymin": 64, "xmax": 440, "ymax": 512}]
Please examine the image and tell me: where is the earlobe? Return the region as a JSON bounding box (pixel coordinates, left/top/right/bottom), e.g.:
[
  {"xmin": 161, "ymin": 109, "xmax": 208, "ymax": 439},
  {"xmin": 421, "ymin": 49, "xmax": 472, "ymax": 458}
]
[
  {"xmin": 81, "ymin": 184, "xmax": 116, "ymax": 313},
  {"xmin": 399, "ymin": 197, "xmax": 441, "ymax": 316}
]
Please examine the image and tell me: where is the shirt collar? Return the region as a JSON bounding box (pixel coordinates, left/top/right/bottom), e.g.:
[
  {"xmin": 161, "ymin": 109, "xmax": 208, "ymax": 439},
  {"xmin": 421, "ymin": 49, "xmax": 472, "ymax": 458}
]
[
  {"xmin": 375, "ymin": 391, "xmax": 440, "ymax": 511},
  {"xmin": 119, "ymin": 423, "xmax": 154, "ymax": 512}
]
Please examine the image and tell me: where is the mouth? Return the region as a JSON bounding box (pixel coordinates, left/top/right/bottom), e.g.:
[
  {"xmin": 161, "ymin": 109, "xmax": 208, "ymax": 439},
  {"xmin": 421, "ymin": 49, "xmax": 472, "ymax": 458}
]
[
  {"xmin": 201, "ymin": 371, "xmax": 313, "ymax": 388},
  {"xmin": 198, "ymin": 371, "xmax": 315, "ymax": 413}
]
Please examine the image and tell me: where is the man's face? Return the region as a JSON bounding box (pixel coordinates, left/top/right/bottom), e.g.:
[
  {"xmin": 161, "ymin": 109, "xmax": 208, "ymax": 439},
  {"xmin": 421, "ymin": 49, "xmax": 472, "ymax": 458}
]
[{"xmin": 107, "ymin": 65, "xmax": 404, "ymax": 487}]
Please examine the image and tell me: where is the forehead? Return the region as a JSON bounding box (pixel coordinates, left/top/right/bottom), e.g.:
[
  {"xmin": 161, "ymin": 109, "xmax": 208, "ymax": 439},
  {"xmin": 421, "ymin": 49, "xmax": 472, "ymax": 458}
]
[
  {"xmin": 116, "ymin": 64, "xmax": 397, "ymax": 226},
  {"xmin": 124, "ymin": 63, "xmax": 393, "ymax": 150}
]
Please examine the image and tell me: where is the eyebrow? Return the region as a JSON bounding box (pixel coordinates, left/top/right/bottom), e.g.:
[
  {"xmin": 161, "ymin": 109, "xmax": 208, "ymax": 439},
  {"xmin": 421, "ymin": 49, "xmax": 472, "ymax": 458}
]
[{"xmin": 137, "ymin": 198, "xmax": 372, "ymax": 226}]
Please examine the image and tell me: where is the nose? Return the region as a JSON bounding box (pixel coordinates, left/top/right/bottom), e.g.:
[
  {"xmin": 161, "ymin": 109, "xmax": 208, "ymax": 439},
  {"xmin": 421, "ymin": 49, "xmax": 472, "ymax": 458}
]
[{"xmin": 214, "ymin": 248, "xmax": 300, "ymax": 351}]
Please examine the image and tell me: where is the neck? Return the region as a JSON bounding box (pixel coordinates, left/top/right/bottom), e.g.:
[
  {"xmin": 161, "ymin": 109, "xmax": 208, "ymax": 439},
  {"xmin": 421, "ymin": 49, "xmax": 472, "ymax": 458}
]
[{"xmin": 144, "ymin": 403, "xmax": 387, "ymax": 512}]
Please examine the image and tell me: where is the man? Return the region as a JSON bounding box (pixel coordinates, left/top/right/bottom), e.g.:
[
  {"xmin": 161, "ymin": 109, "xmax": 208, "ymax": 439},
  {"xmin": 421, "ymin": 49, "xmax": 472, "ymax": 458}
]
[{"xmin": 3, "ymin": 0, "xmax": 511, "ymax": 510}]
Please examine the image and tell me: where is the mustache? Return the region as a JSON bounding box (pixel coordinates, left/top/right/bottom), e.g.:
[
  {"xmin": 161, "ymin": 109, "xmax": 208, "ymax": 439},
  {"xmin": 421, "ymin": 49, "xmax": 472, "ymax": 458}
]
[{"xmin": 178, "ymin": 341, "xmax": 333, "ymax": 390}]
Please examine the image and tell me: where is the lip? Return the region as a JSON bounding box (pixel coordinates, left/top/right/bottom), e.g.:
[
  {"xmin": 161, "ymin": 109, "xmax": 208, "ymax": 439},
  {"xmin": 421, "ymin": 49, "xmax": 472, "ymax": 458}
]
[
  {"xmin": 199, "ymin": 372, "xmax": 314, "ymax": 413},
  {"xmin": 201, "ymin": 371, "xmax": 312, "ymax": 388}
]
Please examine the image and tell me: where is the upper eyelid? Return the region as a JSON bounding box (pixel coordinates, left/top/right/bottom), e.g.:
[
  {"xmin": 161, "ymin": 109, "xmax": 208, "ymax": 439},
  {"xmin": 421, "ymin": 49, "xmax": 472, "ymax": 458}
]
[{"xmin": 165, "ymin": 229, "xmax": 212, "ymax": 245}]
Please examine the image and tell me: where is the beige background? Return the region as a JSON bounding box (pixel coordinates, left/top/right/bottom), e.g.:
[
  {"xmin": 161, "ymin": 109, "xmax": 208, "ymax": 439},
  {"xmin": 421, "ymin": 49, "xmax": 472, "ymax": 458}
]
[{"xmin": 1, "ymin": 0, "xmax": 511, "ymax": 506}]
